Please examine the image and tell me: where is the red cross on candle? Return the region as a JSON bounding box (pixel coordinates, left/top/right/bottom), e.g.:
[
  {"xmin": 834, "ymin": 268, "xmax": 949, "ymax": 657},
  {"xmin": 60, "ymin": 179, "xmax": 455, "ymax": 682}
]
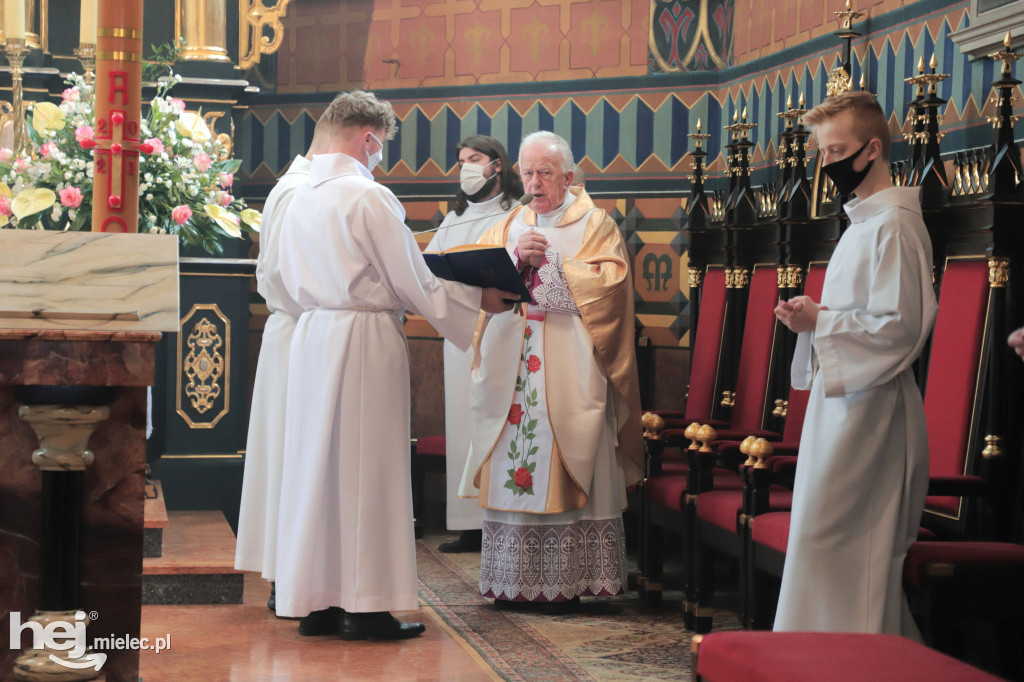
[{"xmin": 90, "ymin": 2, "xmax": 142, "ymax": 233}]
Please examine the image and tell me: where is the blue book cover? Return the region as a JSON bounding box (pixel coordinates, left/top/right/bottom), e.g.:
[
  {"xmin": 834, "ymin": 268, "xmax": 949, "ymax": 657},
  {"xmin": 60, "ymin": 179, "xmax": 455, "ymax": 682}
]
[{"xmin": 423, "ymin": 245, "xmax": 533, "ymax": 303}]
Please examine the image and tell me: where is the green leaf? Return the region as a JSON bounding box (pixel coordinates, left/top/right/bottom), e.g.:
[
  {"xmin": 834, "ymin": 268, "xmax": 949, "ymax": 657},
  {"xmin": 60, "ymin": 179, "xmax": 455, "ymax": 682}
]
[
  {"xmin": 212, "ymin": 158, "xmax": 242, "ymax": 174},
  {"xmin": 524, "ymin": 487, "xmax": 534, "ymax": 495},
  {"xmin": 509, "ymin": 440, "xmax": 518, "ymax": 453},
  {"xmin": 529, "ymin": 446, "xmax": 539, "ymax": 456},
  {"xmin": 527, "ymin": 462, "xmax": 536, "ymax": 472},
  {"xmin": 507, "ymin": 468, "xmax": 516, "ymax": 478},
  {"xmin": 527, "ymin": 419, "xmax": 538, "ymax": 431},
  {"xmin": 531, "ymin": 388, "xmax": 537, "ymax": 400},
  {"xmin": 504, "ymin": 480, "xmax": 515, "ymax": 490}
]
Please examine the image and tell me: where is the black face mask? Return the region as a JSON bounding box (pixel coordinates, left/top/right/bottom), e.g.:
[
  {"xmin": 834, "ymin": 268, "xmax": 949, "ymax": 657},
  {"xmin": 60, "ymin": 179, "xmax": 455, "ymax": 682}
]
[{"xmin": 822, "ymin": 140, "xmax": 873, "ymax": 196}]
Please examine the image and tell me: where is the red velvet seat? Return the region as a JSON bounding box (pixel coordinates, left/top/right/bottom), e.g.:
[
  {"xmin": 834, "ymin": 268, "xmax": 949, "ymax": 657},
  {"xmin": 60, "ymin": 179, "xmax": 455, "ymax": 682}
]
[
  {"xmin": 647, "ymin": 470, "xmax": 743, "ymax": 511},
  {"xmin": 904, "ymin": 541, "xmax": 1024, "ymax": 586},
  {"xmin": 694, "ymin": 632, "xmax": 1002, "ymax": 682}
]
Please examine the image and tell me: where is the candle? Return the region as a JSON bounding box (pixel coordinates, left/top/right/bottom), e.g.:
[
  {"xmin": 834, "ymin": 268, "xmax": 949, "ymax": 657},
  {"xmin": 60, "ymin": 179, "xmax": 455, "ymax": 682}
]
[
  {"xmin": 3, "ymin": 0, "xmax": 25, "ymax": 41},
  {"xmin": 79, "ymin": 0, "xmax": 96, "ymax": 45}
]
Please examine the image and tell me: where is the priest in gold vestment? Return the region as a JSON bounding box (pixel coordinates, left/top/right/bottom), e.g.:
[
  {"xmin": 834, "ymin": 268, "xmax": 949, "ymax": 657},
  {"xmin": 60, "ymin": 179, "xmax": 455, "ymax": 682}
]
[{"xmin": 460, "ymin": 131, "xmax": 643, "ymax": 608}]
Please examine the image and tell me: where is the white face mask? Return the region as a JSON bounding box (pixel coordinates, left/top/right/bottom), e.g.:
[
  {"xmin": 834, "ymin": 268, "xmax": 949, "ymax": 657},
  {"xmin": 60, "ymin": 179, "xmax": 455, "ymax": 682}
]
[
  {"xmin": 459, "ymin": 158, "xmax": 497, "ymax": 196},
  {"xmin": 365, "ymin": 133, "xmax": 383, "ymax": 172}
]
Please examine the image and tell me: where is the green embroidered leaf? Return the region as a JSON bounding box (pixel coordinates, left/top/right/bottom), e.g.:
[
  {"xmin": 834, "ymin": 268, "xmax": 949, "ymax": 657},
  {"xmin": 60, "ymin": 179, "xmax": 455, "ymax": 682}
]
[
  {"xmin": 524, "ymin": 486, "xmax": 534, "ymax": 495},
  {"xmin": 507, "ymin": 468, "xmax": 516, "ymax": 477},
  {"xmin": 510, "ymin": 440, "xmax": 518, "ymax": 453},
  {"xmin": 504, "ymin": 480, "xmax": 516, "ymax": 489},
  {"xmin": 527, "ymin": 419, "xmax": 538, "ymax": 431},
  {"xmin": 531, "ymin": 388, "xmax": 537, "ymax": 401},
  {"xmin": 527, "ymin": 462, "xmax": 536, "ymax": 472},
  {"xmin": 529, "ymin": 446, "xmax": 539, "ymax": 456}
]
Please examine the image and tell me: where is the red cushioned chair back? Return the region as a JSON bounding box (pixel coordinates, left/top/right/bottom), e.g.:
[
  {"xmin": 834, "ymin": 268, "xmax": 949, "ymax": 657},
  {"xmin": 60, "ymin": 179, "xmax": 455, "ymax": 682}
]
[
  {"xmin": 924, "ymin": 259, "xmax": 990, "ymax": 518},
  {"xmin": 686, "ymin": 267, "xmax": 728, "ymax": 422},
  {"xmin": 780, "ymin": 262, "xmax": 828, "ymax": 440},
  {"xmin": 729, "ymin": 266, "xmax": 780, "ymax": 430}
]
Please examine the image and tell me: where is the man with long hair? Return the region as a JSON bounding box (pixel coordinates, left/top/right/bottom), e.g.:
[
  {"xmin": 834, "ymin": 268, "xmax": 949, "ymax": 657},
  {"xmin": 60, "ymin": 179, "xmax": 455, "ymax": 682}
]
[{"xmin": 428, "ymin": 135, "xmax": 524, "ymax": 553}]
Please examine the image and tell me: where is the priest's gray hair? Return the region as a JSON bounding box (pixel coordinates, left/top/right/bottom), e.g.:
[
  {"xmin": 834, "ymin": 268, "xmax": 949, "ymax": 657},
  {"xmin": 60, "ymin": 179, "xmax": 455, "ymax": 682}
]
[
  {"xmin": 322, "ymin": 90, "xmax": 398, "ymax": 140},
  {"xmin": 519, "ymin": 131, "xmax": 573, "ymax": 174}
]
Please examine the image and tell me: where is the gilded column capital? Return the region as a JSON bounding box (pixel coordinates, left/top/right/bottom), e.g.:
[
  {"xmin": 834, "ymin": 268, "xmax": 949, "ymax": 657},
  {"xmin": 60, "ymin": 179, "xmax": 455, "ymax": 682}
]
[
  {"xmin": 733, "ymin": 268, "xmax": 750, "ymax": 289},
  {"xmin": 989, "ymin": 257, "xmax": 1010, "ymax": 288},
  {"xmin": 688, "ymin": 266, "xmax": 703, "ymax": 289}
]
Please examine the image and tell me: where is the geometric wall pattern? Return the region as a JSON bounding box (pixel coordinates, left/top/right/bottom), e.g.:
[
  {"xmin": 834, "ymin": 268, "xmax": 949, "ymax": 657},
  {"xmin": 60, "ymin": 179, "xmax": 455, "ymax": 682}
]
[
  {"xmin": 240, "ymin": 2, "xmax": 1007, "ymax": 197},
  {"xmin": 236, "ymin": 0, "xmax": 1015, "ymax": 348}
]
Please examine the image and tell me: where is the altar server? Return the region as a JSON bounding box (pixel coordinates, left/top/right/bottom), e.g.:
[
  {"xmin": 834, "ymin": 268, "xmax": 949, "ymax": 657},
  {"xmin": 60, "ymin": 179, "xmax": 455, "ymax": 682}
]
[
  {"xmin": 773, "ymin": 91, "xmax": 937, "ymax": 637},
  {"xmin": 427, "ymin": 135, "xmax": 522, "ymax": 553},
  {"xmin": 234, "ymin": 116, "xmax": 329, "ymax": 611},
  {"xmin": 274, "ymin": 91, "xmax": 514, "ymax": 639}
]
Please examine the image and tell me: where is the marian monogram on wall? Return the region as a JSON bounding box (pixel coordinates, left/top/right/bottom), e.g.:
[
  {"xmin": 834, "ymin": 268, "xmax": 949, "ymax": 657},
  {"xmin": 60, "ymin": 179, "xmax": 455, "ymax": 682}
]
[
  {"xmin": 177, "ymin": 303, "xmax": 231, "ymax": 429},
  {"xmin": 649, "ymin": 0, "xmax": 733, "ymax": 73}
]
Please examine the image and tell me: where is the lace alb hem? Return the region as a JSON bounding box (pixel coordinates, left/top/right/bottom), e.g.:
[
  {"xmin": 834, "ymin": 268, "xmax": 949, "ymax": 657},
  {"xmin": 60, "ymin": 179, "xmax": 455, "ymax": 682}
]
[{"xmin": 479, "ymin": 517, "xmax": 627, "ymax": 601}]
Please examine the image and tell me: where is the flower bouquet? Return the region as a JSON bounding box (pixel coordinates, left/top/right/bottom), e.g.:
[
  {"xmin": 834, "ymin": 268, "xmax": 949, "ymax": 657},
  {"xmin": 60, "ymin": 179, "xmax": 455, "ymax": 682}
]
[{"xmin": 0, "ymin": 71, "xmax": 260, "ymax": 255}]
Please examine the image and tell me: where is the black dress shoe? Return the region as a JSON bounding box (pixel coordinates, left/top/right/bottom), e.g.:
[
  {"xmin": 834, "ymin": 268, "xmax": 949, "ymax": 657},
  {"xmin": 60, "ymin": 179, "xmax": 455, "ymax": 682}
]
[
  {"xmin": 438, "ymin": 529, "xmax": 482, "ymax": 553},
  {"xmin": 339, "ymin": 612, "xmax": 425, "ymax": 640},
  {"xmin": 298, "ymin": 607, "xmax": 345, "ymax": 636}
]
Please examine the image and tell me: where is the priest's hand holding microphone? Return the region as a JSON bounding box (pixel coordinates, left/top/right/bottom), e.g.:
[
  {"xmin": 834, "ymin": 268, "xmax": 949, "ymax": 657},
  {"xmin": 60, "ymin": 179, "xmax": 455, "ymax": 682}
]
[{"xmin": 775, "ymin": 296, "xmax": 828, "ymax": 333}]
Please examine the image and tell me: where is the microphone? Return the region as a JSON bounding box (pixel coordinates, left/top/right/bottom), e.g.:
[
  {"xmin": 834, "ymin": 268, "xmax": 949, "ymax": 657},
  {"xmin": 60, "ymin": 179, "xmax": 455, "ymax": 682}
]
[{"xmin": 416, "ymin": 193, "xmax": 534, "ymax": 235}]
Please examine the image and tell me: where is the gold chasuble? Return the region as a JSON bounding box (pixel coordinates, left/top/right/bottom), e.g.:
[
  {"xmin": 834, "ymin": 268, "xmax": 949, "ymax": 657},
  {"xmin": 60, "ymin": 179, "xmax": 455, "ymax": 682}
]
[{"xmin": 463, "ymin": 187, "xmax": 643, "ymax": 515}]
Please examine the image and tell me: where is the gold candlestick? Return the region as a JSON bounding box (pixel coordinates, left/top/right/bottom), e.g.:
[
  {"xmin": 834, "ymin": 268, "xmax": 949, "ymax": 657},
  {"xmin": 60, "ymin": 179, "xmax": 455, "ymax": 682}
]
[
  {"xmin": 4, "ymin": 38, "xmax": 32, "ymax": 156},
  {"xmin": 73, "ymin": 43, "xmax": 96, "ymax": 86}
]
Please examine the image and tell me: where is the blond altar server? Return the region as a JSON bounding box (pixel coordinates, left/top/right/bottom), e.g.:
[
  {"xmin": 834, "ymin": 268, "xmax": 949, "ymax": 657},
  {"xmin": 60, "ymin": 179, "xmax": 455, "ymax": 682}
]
[
  {"xmin": 426, "ymin": 135, "xmax": 523, "ymax": 553},
  {"xmin": 234, "ymin": 120, "xmax": 329, "ymax": 611},
  {"xmin": 774, "ymin": 92, "xmax": 937, "ymax": 637},
  {"xmin": 460, "ymin": 131, "xmax": 643, "ymax": 610},
  {"xmin": 274, "ymin": 91, "xmax": 514, "ymax": 640}
]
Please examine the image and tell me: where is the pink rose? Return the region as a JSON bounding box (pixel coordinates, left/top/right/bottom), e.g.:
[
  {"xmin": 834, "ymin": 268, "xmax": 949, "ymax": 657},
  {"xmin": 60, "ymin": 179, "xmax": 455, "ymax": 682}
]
[
  {"xmin": 40, "ymin": 142, "xmax": 57, "ymax": 158},
  {"xmin": 527, "ymin": 355, "xmax": 541, "ymax": 373},
  {"xmin": 218, "ymin": 192, "xmax": 233, "ymax": 207},
  {"xmin": 0, "ymin": 148, "xmax": 11, "ymax": 162},
  {"xmin": 13, "ymin": 158, "xmax": 29, "ymax": 172},
  {"xmin": 192, "ymin": 152, "xmax": 212, "ymax": 173},
  {"xmin": 58, "ymin": 186, "xmax": 83, "ymax": 208},
  {"xmin": 75, "ymin": 126, "xmax": 94, "ymax": 143},
  {"xmin": 144, "ymin": 137, "xmax": 164, "ymax": 154},
  {"xmin": 0, "ymin": 195, "xmax": 11, "ymax": 216},
  {"xmin": 171, "ymin": 205, "xmax": 192, "ymax": 225},
  {"xmin": 218, "ymin": 172, "xmax": 233, "ymax": 188},
  {"xmin": 61, "ymin": 87, "xmax": 80, "ymax": 103},
  {"xmin": 169, "ymin": 98, "xmax": 186, "ymax": 112}
]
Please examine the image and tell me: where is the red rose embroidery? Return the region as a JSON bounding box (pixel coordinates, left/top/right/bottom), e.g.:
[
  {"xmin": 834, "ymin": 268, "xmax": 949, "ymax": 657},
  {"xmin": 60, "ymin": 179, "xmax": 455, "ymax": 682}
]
[
  {"xmin": 508, "ymin": 404, "xmax": 524, "ymax": 425},
  {"xmin": 525, "ymin": 326, "xmax": 533, "ymax": 338},
  {"xmin": 514, "ymin": 467, "xmax": 533, "ymax": 489},
  {"xmin": 527, "ymin": 355, "xmax": 541, "ymax": 373}
]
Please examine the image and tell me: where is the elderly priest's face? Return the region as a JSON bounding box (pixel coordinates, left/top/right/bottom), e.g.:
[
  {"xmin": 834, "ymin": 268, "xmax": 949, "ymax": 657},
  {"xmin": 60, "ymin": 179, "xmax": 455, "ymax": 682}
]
[{"xmin": 520, "ymin": 141, "xmax": 573, "ymax": 215}]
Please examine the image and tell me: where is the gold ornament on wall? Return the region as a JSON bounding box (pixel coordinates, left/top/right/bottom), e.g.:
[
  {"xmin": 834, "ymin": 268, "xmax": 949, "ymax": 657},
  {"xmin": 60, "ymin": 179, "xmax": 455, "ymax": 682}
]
[
  {"xmin": 177, "ymin": 303, "xmax": 231, "ymax": 429},
  {"xmin": 240, "ymin": 0, "xmax": 292, "ymax": 69}
]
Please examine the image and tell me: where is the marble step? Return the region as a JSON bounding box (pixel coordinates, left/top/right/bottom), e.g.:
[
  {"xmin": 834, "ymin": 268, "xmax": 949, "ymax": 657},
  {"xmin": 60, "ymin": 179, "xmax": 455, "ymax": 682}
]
[
  {"xmin": 142, "ymin": 510, "xmax": 243, "ymax": 605},
  {"xmin": 143, "ymin": 479, "xmax": 168, "ymax": 558}
]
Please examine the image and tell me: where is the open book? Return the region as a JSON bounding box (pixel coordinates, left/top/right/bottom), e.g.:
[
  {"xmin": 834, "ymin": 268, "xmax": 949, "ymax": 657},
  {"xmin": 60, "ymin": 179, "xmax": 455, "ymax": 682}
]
[{"xmin": 422, "ymin": 244, "xmax": 533, "ymax": 303}]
